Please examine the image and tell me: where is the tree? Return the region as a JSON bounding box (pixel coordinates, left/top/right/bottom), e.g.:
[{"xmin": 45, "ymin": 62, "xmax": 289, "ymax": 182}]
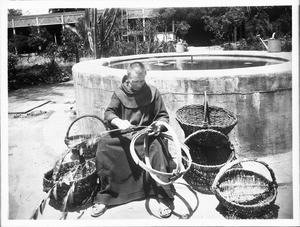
[
  {"xmin": 8, "ymin": 9, "xmax": 22, "ymax": 17},
  {"xmin": 96, "ymin": 8, "xmax": 120, "ymax": 58},
  {"xmin": 200, "ymin": 6, "xmax": 292, "ymax": 45},
  {"xmin": 156, "ymin": 8, "xmax": 176, "ymax": 33},
  {"xmin": 27, "ymin": 27, "xmax": 53, "ymax": 54},
  {"xmin": 201, "ymin": 7, "xmax": 247, "ymax": 43},
  {"xmin": 58, "ymin": 17, "xmax": 91, "ymax": 62},
  {"xmin": 174, "ymin": 21, "xmax": 191, "ymax": 40},
  {"xmin": 155, "ymin": 8, "xmax": 193, "ymax": 40}
]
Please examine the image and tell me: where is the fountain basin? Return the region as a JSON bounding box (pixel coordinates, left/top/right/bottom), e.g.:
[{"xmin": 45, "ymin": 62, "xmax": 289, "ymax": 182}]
[{"xmin": 72, "ymin": 51, "xmax": 292, "ymax": 157}]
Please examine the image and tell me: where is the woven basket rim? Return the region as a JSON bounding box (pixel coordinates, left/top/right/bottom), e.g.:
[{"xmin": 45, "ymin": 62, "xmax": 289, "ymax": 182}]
[
  {"xmin": 184, "ymin": 128, "xmax": 229, "ymax": 141},
  {"xmin": 216, "ymin": 192, "xmax": 277, "ymax": 210},
  {"xmin": 43, "ymin": 160, "xmax": 96, "ymax": 184},
  {"xmin": 175, "ymin": 104, "xmax": 237, "ymax": 128},
  {"xmin": 217, "ymin": 167, "xmax": 274, "ymax": 186},
  {"xmin": 184, "ymin": 129, "xmax": 235, "ymax": 168},
  {"xmin": 211, "ymin": 159, "xmax": 278, "ymax": 210}
]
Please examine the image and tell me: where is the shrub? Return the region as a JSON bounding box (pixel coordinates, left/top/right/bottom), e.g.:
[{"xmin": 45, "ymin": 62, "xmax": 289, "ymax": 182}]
[
  {"xmin": 8, "ymin": 59, "xmax": 72, "ymax": 91},
  {"xmin": 104, "ymin": 41, "xmax": 135, "ymax": 57},
  {"xmin": 222, "ymin": 35, "xmax": 292, "ymax": 52},
  {"xmin": 222, "ymin": 38, "xmax": 268, "ymax": 51},
  {"xmin": 103, "ymin": 40, "xmax": 175, "ymax": 57},
  {"xmin": 280, "ymin": 36, "xmax": 292, "ymax": 52},
  {"xmin": 8, "ymin": 53, "xmax": 18, "ymax": 75}
]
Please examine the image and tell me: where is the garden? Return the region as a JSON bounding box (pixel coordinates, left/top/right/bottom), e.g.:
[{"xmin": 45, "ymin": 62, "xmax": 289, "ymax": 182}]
[{"xmin": 8, "ymin": 6, "xmax": 292, "ymax": 91}]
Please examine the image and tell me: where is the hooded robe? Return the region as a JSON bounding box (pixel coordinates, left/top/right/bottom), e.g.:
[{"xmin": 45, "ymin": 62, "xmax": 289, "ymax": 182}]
[{"xmin": 93, "ymin": 82, "xmax": 175, "ymax": 206}]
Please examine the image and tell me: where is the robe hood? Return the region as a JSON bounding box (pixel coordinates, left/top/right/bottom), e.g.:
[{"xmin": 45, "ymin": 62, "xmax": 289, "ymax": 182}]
[{"xmin": 114, "ymin": 83, "xmax": 156, "ymax": 108}]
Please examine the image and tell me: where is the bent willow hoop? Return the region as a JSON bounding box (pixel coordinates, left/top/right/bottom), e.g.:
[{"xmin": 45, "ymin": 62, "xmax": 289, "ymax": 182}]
[{"xmin": 130, "ymin": 121, "xmax": 192, "ymax": 186}]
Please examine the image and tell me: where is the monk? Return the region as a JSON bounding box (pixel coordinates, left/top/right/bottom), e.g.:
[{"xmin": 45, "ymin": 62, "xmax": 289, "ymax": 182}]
[{"xmin": 91, "ymin": 62, "xmax": 175, "ymax": 218}]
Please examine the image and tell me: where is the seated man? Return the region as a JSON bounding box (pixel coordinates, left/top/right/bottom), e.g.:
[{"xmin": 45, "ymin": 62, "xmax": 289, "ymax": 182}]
[{"xmin": 91, "ymin": 62, "xmax": 175, "ymax": 218}]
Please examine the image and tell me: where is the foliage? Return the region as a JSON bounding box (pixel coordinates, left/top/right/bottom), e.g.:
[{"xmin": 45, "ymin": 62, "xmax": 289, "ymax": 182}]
[
  {"xmin": 222, "ymin": 38, "xmax": 264, "ymax": 51},
  {"xmin": 101, "ymin": 6, "xmax": 291, "ymax": 54},
  {"xmin": 28, "ymin": 27, "xmax": 53, "ymax": 54},
  {"xmin": 280, "ymin": 35, "xmax": 292, "ymax": 52},
  {"xmin": 8, "ymin": 53, "xmax": 19, "ymax": 79},
  {"xmin": 8, "ymin": 26, "xmax": 54, "ymax": 54},
  {"xmin": 104, "ymin": 40, "xmax": 135, "ymax": 57},
  {"xmin": 94, "ymin": 8, "xmax": 120, "ymax": 57},
  {"xmin": 58, "ymin": 18, "xmax": 91, "ymax": 63},
  {"xmin": 201, "ymin": 6, "xmax": 291, "ymax": 49},
  {"xmin": 174, "ymin": 21, "xmax": 191, "ymax": 39},
  {"xmin": 8, "ymin": 34, "xmax": 29, "ymax": 54},
  {"xmin": 101, "ymin": 11, "xmax": 177, "ymax": 57},
  {"xmin": 156, "ymin": 8, "xmax": 176, "ymax": 32},
  {"xmin": 8, "ymin": 60, "xmax": 71, "ymax": 91},
  {"xmin": 104, "ymin": 39, "xmax": 175, "ymax": 57},
  {"xmin": 44, "ymin": 43, "xmax": 60, "ymax": 61},
  {"xmin": 202, "ymin": 7, "xmax": 247, "ymax": 42},
  {"xmin": 156, "ymin": 8, "xmax": 192, "ymax": 40},
  {"xmin": 8, "ymin": 9, "xmax": 22, "ymax": 16}
]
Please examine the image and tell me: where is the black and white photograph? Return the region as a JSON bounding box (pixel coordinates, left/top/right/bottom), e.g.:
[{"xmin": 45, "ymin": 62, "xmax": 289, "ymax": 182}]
[{"xmin": 1, "ymin": 0, "xmax": 299, "ymax": 226}]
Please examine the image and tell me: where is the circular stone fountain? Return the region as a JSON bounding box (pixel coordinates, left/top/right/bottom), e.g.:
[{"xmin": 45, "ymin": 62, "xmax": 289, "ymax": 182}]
[{"xmin": 72, "ymin": 51, "xmax": 292, "ymax": 157}]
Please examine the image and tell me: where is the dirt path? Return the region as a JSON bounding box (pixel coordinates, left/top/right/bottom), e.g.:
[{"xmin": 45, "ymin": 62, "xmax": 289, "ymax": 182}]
[{"xmin": 8, "ymin": 81, "xmax": 76, "ymax": 219}]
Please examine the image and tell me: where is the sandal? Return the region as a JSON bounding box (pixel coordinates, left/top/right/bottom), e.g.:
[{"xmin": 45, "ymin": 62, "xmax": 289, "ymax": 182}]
[
  {"xmin": 90, "ymin": 204, "xmax": 107, "ymax": 217},
  {"xmin": 158, "ymin": 198, "xmax": 173, "ymax": 218}
]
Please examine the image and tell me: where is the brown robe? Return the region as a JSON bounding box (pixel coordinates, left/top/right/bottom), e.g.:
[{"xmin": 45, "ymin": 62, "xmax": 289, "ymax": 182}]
[{"xmin": 94, "ymin": 83, "xmax": 175, "ymax": 206}]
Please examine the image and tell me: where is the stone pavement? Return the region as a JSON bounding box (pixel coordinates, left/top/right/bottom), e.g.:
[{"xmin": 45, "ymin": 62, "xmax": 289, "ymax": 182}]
[{"xmin": 6, "ymin": 80, "xmax": 299, "ymax": 226}]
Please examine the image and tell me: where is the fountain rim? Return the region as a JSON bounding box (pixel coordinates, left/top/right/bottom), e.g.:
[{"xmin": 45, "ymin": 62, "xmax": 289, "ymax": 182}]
[{"xmin": 73, "ymin": 50, "xmax": 291, "ymax": 79}]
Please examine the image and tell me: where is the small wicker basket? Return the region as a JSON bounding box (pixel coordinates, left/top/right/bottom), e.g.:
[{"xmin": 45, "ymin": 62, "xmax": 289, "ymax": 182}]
[
  {"xmin": 211, "ymin": 158, "xmax": 278, "ymax": 218},
  {"xmin": 175, "ymin": 92, "xmax": 237, "ymax": 137},
  {"xmin": 43, "ymin": 159, "xmax": 98, "ymax": 207},
  {"xmin": 183, "ymin": 129, "xmax": 236, "ymax": 194},
  {"xmin": 64, "ymin": 115, "xmax": 109, "ymax": 159}
]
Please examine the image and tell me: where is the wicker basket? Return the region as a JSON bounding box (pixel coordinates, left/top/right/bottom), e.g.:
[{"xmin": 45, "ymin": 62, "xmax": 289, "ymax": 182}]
[
  {"xmin": 211, "ymin": 158, "xmax": 278, "ymax": 218},
  {"xmin": 43, "ymin": 159, "xmax": 98, "ymax": 207},
  {"xmin": 183, "ymin": 129, "xmax": 236, "ymax": 194},
  {"xmin": 64, "ymin": 115, "xmax": 108, "ymax": 159},
  {"xmin": 175, "ymin": 93, "xmax": 237, "ymax": 137}
]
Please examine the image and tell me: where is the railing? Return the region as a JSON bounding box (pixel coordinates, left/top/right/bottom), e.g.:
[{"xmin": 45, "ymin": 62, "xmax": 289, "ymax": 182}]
[
  {"xmin": 8, "ymin": 8, "xmax": 158, "ymax": 28},
  {"xmin": 8, "ymin": 11, "xmax": 85, "ymax": 28}
]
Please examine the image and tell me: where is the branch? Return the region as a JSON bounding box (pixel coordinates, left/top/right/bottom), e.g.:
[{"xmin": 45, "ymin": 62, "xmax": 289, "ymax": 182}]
[{"xmin": 103, "ymin": 9, "xmax": 119, "ymax": 43}]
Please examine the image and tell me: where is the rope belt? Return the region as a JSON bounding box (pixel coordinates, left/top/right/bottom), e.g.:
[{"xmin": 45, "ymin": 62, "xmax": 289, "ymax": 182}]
[{"xmin": 130, "ymin": 121, "xmax": 192, "ymax": 186}]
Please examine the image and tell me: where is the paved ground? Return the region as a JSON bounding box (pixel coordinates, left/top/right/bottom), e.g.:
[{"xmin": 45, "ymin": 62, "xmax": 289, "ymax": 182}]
[{"xmin": 5, "ymin": 76, "xmax": 299, "ymax": 225}]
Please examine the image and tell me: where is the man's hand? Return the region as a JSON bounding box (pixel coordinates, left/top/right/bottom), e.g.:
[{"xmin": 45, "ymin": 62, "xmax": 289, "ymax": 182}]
[
  {"xmin": 147, "ymin": 122, "xmax": 163, "ymax": 136},
  {"xmin": 111, "ymin": 118, "xmax": 133, "ymax": 130}
]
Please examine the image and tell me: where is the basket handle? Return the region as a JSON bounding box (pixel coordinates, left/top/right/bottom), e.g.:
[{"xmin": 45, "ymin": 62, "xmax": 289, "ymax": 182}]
[
  {"xmin": 203, "ymin": 91, "xmax": 209, "ymax": 126},
  {"xmin": 65, "ymin": 115, "xmax": 108, "ymax": 142},
  {"xmin": 211, "ymin": 158, "xmax": 278, "ymax": 192}
]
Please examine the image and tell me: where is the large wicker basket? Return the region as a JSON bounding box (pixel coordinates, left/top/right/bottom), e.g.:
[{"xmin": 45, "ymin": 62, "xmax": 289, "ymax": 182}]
[
  {"xmin": 175, "ymin": 93, "xmax": 237, "ymax": 137},
  {"xmin": 43, "ymin": 159, "xmax": 98, "ymax": 207},
  {"xmin": 211, "ymin": 158, "xmax": 278, "ymax": 218},
  {"xmin": 64, "ymin": 115, "xmax": 109, "ymax": 159},
  {"xmin": 183, "ymin": 129, "xmax": 236, "ymax": 194}
]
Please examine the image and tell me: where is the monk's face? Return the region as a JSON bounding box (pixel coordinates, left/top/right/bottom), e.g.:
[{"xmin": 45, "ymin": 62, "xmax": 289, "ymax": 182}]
[{"xmin": 127, "ymin": 69, "xmax": 146, "ymax": 91}]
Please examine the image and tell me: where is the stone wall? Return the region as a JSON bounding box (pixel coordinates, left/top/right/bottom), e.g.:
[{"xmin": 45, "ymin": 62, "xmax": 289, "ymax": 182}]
[{"xmin": 72, "ymin": 51, "xmax": 292, "ymax": 157}]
